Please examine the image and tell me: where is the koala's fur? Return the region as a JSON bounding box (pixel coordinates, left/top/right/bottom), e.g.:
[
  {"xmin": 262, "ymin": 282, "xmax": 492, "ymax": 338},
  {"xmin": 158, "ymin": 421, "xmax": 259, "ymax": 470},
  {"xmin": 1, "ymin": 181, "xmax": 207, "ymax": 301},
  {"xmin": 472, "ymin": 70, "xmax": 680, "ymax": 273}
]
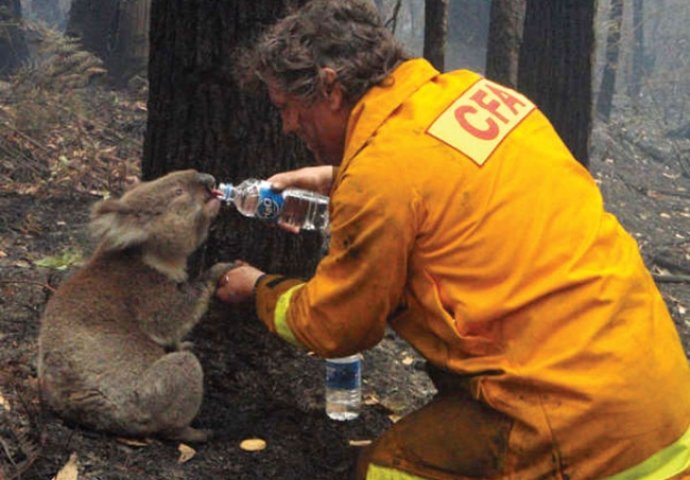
[{"xmin": 38, "ymin": 169, "xmax": 233, "ymax": 443}]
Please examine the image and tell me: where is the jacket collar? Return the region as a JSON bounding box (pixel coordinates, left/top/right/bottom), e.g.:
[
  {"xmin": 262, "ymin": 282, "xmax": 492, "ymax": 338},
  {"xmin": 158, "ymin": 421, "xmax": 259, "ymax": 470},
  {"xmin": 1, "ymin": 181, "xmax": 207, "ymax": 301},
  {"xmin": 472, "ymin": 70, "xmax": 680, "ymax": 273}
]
[{"xmin": 339, "ymin": 58, "xmax": 440, "ymax": 172}]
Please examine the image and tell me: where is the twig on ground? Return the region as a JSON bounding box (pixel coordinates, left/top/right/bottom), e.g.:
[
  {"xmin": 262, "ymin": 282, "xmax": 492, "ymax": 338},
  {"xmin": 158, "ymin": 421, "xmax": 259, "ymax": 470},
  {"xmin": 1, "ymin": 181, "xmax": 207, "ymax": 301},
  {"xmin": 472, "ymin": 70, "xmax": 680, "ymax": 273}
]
[
  {"xmin": 0, "ymin": 279, "xmax": 56, "ymax": 293},
  {"xmin": 0, "ymin": 120, "xmax": 50, "ymax": 152},
  {"xmin": 653, "ymin": 255, "xmax": 690, "ymax": 276},
  {"xmin": 653, "ymin": 273, "xmax": 690, "ymax": 284}
]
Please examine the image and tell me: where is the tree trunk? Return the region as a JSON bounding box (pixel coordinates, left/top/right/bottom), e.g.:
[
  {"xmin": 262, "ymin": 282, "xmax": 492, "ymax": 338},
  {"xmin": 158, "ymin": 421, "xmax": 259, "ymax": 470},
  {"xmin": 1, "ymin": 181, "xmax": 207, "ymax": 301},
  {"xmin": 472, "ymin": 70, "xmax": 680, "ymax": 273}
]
[
  {"xmin": 67, "ymin": 0, "xmax": 149, "ymax": 84},
  {"xmin": 423, "ymin": 0, "xmax": 448, "ymax": 71},
  {"xmin": 518, "ymin": 0, "xmax": 595, "ymax": 168},
  {"xmin": 143, "ymin": 0, "xmax": 320, "ymax": 278},
  {"xmin": 111, "ymin": 0, "xmax": 150, "ymax": 81},
  {"xmin": 0, "ymin": 0, "xmax": 28, "ymax": 78},
  {"xmin": 66, "ymin": 0, "xmax": 120, "ymax": 64},
  {"xmin": 485, "ymin": 0, "xmax": 525, "ymax": 87},
  {"xmin": 445, "ymin": 0, "xmax": 490, "ymax": 72},
  {"xmin": 596, "ymin": 0, "xmax": 624, "ymax": 123},
  {"xmin": 629, "ymin": 0, "xmax": 645, "ymax": 101}
]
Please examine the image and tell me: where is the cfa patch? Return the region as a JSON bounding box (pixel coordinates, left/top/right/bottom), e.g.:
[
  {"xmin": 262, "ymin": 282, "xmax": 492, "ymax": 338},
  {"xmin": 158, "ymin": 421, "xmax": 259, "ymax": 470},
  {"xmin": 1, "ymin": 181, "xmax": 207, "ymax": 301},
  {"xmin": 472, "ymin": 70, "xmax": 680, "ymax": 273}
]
[{"xmin": 427, "ymin": 78, "xmax": 536, "ymax": 166}]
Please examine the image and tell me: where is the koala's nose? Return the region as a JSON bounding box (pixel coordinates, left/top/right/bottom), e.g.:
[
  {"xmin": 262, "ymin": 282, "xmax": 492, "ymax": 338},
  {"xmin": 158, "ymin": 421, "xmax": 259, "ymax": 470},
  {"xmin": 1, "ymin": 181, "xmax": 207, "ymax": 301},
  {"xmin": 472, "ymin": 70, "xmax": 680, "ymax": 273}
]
[{"xmin": 197, "ymin": 173, "xmax": 216, "ymax": 189}]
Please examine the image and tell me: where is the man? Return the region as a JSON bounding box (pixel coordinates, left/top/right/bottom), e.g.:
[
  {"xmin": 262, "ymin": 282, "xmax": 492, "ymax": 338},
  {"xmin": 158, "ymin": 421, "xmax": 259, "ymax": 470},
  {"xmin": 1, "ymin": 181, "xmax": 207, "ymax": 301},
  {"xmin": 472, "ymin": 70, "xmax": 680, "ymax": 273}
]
[{"xmin": 217, "ymin": 1, "xmax": 690, "ymax": 478}]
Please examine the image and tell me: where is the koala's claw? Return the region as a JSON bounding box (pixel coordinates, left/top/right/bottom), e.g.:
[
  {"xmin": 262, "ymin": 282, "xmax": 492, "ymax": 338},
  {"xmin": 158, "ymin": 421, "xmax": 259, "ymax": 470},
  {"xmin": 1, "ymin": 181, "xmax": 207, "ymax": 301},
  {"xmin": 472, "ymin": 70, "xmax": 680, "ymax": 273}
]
[
  {"xmin": 163, "ymin": 426, "xmax": 212, "ymax": 443},
  {"xmin": 205, "ymin": 261, "xmax": 239, "ymax": 283},
  {"xmin": 176, "ymin": 341, "xmax": 195, "ymax": 351}
]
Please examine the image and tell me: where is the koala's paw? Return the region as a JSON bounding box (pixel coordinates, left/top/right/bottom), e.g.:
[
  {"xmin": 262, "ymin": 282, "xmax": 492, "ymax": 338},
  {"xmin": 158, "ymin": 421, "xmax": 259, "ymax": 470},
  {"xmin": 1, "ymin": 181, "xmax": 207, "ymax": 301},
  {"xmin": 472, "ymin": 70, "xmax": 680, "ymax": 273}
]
[
  {"xmin": 204, "ymin": 261, "xmax": 239, "ymax": 284},
  {"xmin": 176, "ymin": 341, "xmax": 195, "ymax": 351}
]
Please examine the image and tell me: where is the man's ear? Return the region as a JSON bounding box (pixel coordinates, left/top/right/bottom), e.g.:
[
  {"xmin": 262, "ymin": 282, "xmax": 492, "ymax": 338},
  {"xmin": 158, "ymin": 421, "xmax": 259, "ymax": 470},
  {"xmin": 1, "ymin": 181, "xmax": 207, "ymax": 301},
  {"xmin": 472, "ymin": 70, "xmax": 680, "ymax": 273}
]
[{"xmin": 320, "ymin": 67, "xmax": 344, "ymax": 111}]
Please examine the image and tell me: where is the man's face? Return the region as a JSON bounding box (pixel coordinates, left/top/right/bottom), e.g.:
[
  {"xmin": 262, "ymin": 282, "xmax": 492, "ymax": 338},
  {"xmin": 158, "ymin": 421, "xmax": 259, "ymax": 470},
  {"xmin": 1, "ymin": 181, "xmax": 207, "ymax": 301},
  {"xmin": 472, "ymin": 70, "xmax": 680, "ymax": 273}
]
[{"xmin": 267, "ymin": 80, "xmax": 349, "ymax": 166}]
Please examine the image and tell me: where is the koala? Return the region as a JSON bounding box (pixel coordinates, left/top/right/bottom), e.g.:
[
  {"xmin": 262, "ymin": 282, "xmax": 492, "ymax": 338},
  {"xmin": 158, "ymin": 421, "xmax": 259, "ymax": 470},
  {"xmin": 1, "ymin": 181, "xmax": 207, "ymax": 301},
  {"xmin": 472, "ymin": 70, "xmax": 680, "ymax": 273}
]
[{"xmin": 38, "ymin": 169, "xmax": 233, "ymax": 443}]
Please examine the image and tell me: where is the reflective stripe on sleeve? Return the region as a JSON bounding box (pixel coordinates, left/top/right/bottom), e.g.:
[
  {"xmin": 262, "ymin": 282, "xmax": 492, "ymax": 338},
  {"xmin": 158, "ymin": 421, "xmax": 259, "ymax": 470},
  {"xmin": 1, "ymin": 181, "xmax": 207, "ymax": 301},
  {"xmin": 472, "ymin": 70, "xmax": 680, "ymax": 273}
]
[
  {"xmin": 366, "ymin": 464, "xmax": 429, "ymax": 480},
  {"xmin": 274, "ymin": 284, "xmax": 304, "ymax": 347},
  {"xmin": 605, "ymin": 423, "xmax": 690, "ymax": 480}
]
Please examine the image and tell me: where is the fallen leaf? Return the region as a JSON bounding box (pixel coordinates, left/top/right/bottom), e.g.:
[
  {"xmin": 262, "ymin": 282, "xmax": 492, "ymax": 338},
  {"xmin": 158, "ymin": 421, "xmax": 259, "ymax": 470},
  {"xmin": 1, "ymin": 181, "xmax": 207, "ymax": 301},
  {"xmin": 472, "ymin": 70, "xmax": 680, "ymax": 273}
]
[
  {"xmin": 679, "ymin": 305, "xmax": 687, "ymax": 316},
  {"xmin": 0, "ymin": 250, "xmax": 6, "ymax": 258},
  {"xmin": 659, "ymin": 213, "xmax": 671, "ymax": 219},
  {"xmin": 388, "ymin": 414, "xmax": 402, "ymax": 423},
  {"xmin": 0, "ymin": 390, "xmax": 10, "ymax": 411},
  {"xmin": 35, "ymin": 249, "xmax": 83, "ymax": 270},
  {"xmin": 115, "ymin": 437, "xmax": 151, "ymax": 447},
  {"xmin": 178, "ymin": 443, "xmax": 196, "ymax": 463},
  {"xmin": 240, "ymin": 438, "xmax": 267, "ymax": 451},
  {"xmin": 348, "ymin": 439, "xmax": 372, "ymax": 447},
  {"xmin": 401, "ymin": 356, "xmax": 415, "ymax": 366},
  {"xmin": 364, "ymin": 394, "xmax": 380, "ymax": 406},
  {"xmin": 53, "ymin": 452, "xmax": 79, "ymax": 480}
]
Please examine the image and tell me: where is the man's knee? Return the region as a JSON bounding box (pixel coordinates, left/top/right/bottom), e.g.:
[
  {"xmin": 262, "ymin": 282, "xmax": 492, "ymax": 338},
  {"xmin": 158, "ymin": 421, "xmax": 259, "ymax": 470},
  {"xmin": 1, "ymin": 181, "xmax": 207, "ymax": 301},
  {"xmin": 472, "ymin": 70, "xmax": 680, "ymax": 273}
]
[{"xmin": 357, "ymin": 393, "xmax": 512, "ymax": 479}]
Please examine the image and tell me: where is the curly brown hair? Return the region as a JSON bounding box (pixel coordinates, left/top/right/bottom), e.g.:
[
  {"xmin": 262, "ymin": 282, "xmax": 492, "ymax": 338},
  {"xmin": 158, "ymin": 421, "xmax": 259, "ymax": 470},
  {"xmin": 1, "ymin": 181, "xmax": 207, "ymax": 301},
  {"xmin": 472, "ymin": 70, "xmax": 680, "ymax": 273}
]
[{"xmin": 238, "ymin": 0, "xmax": 409, "ymax": 106}]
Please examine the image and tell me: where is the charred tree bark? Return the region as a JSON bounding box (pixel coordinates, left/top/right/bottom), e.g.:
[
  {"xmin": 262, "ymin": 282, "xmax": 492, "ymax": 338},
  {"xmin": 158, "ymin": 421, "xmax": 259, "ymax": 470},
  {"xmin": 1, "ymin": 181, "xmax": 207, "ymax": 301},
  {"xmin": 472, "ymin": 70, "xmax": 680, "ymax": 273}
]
[
  {"xmin": 66, "ymin": 0, "xmax": 120, "ymax": 66},
  {"xmin": 596, "ymin": 0, "xmax": 624, "ymax": 123},
  {"xmin": 423, "ymin": 0, "xmax": 448, "ymax": 71},
  {"xmin": 485, "ymin": 0, "xmax": 525, "ymax": 87},
  {"xmin": 112, "ymin": 0, "xmax": 150, "ymax": 81},
  {"xmin": 66, "ymin": 0, "xmax": 149, "ymax": 84},
  {"xmin": 143, "ymin": 0, "xmax": 320, "ymax": 277},
  {"xmin": 518, "ymin": 0, "xmax": 595, "ymax": 168},
  {"xmin": 446, "ymin": 0, "xmax": 490, "ymax": 72},
  {"xmin": 0, "ymin": 0, "xmax": 28, "ymax": 78},
  {"xmin": 629, "ymin": 0, "xmax": 645, "ymax": 101}
]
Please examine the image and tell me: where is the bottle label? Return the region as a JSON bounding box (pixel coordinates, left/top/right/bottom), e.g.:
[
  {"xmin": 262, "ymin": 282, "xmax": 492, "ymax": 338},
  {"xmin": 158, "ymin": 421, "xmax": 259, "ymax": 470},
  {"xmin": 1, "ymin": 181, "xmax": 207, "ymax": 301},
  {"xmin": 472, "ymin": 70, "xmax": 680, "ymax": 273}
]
[
  {"xmin": 256, "ymin": 184, "xmax": 284, "ymax": 221},
  {"xmin": 326, "ymin": 359, "xmax": 361, "ymax": 390}
]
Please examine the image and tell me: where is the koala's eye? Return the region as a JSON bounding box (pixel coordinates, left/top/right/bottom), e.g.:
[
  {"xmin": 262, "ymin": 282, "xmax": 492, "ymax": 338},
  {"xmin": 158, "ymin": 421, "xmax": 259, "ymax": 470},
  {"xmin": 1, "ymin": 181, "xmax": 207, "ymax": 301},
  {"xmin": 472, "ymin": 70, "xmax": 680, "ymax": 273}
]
[{"xmin": 174, "ymin": 187, "xmax": 185, "ymax": 197}]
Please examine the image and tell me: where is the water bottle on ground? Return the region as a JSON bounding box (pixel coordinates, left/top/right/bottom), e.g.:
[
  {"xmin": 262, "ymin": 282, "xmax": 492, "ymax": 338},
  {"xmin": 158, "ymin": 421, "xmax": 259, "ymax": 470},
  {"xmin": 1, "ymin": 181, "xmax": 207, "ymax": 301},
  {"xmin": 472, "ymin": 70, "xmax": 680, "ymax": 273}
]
[
  {"xmin": 217, "ymin": 179, "xmax": 329, "ymax": 231},
  {"xmin": 325, "ymin": 354, "xmax": 362, "ymax": 421}
]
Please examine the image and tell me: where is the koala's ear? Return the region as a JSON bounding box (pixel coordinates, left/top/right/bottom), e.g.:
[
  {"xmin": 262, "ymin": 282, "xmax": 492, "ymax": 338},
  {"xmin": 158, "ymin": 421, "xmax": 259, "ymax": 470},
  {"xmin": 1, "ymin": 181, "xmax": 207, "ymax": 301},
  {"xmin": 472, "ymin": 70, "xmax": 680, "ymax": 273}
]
[{"xmin": 90, "ymin": 198, "xmax": 148, "ymax": 251}]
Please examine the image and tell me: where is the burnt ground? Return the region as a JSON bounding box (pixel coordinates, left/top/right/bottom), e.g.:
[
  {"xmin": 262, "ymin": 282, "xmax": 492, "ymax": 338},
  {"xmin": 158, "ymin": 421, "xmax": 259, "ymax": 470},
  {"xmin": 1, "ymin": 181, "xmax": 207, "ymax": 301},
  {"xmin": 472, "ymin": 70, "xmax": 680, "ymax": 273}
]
[{"xmin": 1, "ymin": 92, "xmax": 690, "ymax": 478}]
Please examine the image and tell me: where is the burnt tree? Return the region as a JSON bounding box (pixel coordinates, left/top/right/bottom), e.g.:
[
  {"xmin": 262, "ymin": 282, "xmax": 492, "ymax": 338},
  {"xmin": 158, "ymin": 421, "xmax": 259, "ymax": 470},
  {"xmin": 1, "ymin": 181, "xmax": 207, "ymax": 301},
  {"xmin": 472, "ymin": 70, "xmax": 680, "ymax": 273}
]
[
  {"xmin": 446, "ymin": 0, "xmax": 490, "ymax": 72},
  {"xmin": 423, "ymin": 0, "xmax": 448, "ymax": 71},
  {"xmin": 485, "ymin": 0, "xmax": 525, "ymax": 87},
  {"xmin": 66, "ymin": 0, "xmax": 120, "ymax": 66},
  {"xmin": 0, "ymin": 0, "xmax": 28, "ymax": 78},
  {"xmin": 518, "ymin": 0, "xmax": 595, "ymax": 168},
  {"xmin": 629, "ymin": 0, "xmax": 645, "ymax": 101},
  {"xmin": 143, "ymin": 0, "xmax": 320, "ymax": 278},
  {"xmin": 596, "ymin": 0, "xmax": 624, "ymax": 122},
  {"xmin": 67, "ymin": 0, "xmax": 149, "ymax": 83}
]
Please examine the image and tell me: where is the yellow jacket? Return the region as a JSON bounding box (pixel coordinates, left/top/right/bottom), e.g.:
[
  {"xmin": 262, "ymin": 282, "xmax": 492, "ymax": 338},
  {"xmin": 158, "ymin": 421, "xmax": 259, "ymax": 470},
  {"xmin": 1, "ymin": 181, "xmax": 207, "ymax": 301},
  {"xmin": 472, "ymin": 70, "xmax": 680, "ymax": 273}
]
[{"xmin": 255, "ymin": 59, "xmax": 690, "ymax": 479}]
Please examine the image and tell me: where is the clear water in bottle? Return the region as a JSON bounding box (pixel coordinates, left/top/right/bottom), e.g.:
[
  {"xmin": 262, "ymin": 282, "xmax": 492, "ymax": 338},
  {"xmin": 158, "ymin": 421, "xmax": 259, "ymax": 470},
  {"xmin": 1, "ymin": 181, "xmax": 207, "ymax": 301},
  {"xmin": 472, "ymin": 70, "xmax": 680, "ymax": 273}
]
[
  {"xmin": 217, "ymin": 179, "xmax": 329, "ymax": 231},
  {"xmin": 325, "ymin": 354, "xmax": 362, "ymax": 421},
  {"xmin": 281, "ymin": 188, "xmax": 329, "ymax": 231}
]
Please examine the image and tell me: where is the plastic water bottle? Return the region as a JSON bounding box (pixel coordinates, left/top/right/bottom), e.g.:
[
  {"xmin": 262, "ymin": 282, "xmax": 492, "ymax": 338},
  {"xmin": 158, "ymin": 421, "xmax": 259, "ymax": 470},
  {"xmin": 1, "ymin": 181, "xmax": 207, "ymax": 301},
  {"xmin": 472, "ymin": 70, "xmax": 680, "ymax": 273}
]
[
  {"xmin": 325, "ymin": 354, "xmax": 362, "ymax": 421},
  {"xmin": 217, "ymin": 179, "xmax": 329, "ymax": 231}
]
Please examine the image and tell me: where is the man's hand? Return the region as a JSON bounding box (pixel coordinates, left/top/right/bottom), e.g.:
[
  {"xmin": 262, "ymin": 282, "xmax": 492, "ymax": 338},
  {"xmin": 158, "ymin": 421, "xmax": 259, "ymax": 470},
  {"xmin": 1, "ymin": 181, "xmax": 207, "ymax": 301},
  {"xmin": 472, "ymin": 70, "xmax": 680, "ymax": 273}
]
[
  {"xmin": 215, "ymin": 261, "xmax": 266, "ymax": 303},
  {"xmin": 267, "ymin": 165, "xmax": 336, "ymax": 196}
]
